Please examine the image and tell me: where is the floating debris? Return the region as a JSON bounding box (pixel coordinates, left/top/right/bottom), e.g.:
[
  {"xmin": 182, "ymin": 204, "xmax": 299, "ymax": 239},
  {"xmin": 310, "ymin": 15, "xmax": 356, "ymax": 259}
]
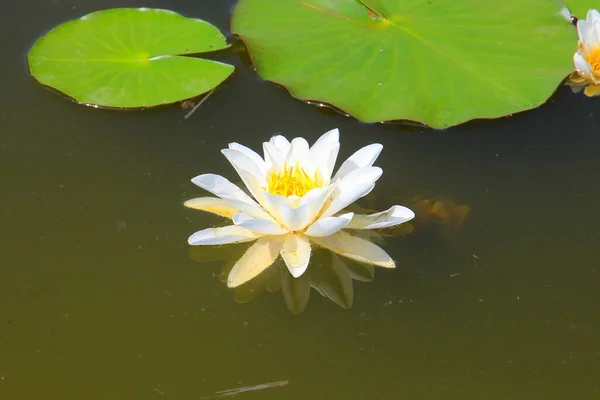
[{"xmin": 200, "ymin": 380, "xmax": 289, "ymax": 399}]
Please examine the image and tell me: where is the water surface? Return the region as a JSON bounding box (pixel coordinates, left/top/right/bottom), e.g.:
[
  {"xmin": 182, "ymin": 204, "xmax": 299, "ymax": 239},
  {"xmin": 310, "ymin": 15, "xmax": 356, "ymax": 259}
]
[{"xmin": 1, "ymin": 1, "xmax": 599, "ymax": 399}]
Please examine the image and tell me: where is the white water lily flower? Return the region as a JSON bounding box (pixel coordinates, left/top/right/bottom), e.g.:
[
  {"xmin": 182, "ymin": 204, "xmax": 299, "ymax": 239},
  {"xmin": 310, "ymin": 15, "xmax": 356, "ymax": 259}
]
[
  {"xmin": 185, "ymin": 128, "xmax": 415, "ymax": 287},
  {"xmin": 574, "ymin": 9, "xmax": 600, "ymax": 85}
]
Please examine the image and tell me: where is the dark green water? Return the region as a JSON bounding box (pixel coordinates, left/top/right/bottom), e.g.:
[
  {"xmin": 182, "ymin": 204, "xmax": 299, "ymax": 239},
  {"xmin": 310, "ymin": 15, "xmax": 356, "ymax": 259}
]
[{"xmin": 1, "ymin": 1, "xmax": 599, "ymax": 399}]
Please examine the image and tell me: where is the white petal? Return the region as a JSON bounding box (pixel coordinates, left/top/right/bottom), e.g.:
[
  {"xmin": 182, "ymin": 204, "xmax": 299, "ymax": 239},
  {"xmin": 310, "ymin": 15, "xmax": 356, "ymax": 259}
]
[
  {"xmin": 300, "ymin": 186, "xmax": 336, "ymax": 224},
  {"xmin": 305, "ymin": 212, "xmax": 354, "ymax": 237},
  {"xmin": 332, "ymin": 143, "xmax": 383, "ymax": 181},
  {"xmin": 280, "ymin": 234, "xmax": 311, "ymax": 278},
  {"xmin": 309, "ymin": 128, "xmax": 340, "ymax": 181},
  {"xmin": 221, "ymin": 148, "xmax": 267, "ymax": 190},
  {"xmin": 578, "ymin": 19, "xmax": 593, "ymax": 45},
  {"xmin": 340, "ymin": 166, "xmax": 383, "ymax": 186},
  {"xmin": 221, "ymin": 149, "xmax": 278, "ymax": 217},
  {"xmin": 228, "ymin": 142, "xmax": 268, "ymax": 175},
  {"xmin": 578, "ymin": 19, "xmax": 590, "ymax": 41},
  {"xmin": 227, "ymin": 237, "xmax": 284, "ymax": 287},
  {"xmin": 270, "ymin": 134, "xmax": 291, "ymax": 153},
  {"xmin": 279, "ymin": 203, "xmax": 311, "ymax": 231},
  {"xmin": 285, "ymin": 137, "xmax": 310, "ymax": 166},
  {"xmin": 574, "ymin": 52, "xmax": 594, "ymax": 78},
  {"xmin": 191, "ymin": 174, "xmax": 269, "ymax": 219},
  {"xmin": 345, "ymin": 205, "xmax": 415, "ymax": 230},
  {"xmin": 593, "ymin": 20, "xmax": 600, "ymax": 44},
  {"xmin": 263, "ymin": 141, "xmax": 285, "ymax": 172},
  {"xmin": 587, "ymin": 9, "xmax": 600, "ymax": 24},
  {"xmin": 184, "ymin": 197, "xmax": 240, "ymax": 219},
  {"xmin": 261, "ymin": 191, "xmax": 293, "ymax": 220},
  {"xmin": 320, "ymin": 167, "xmax": 381, "ymax": 218},
  {"xmin": 310, "ymin": 231, "xmax": 395, "ymax": 268},
  {"xmin": 321, "ymin": 182, "xmax": 375, "ymax": 218},
  {"xmin": 311, "ymin": 128, "xmax": 339, "ymax": 148},
  {"xmin": 233, "ymin": 167, "xmax": 274, "ymax": 213},
  {"xmin": 188, "ymin": 225, "xmax": 259, "ymax": 245},
  {"xmin": 232, "ymin": 212, "xmax": 287, "ymax": 235}
]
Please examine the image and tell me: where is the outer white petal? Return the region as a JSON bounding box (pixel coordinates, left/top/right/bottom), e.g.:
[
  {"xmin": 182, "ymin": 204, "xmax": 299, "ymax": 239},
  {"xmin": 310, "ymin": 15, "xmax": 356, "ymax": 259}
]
[
  {"xmin": 227, "ymin": 237, "xmax": 284, "ymax": 287},
  {"xmin": 285, "ymin": 137, "xmax": 310, "ymax": 166},
  {"xmin": 311, "ymin": 128, "xmax": 339, "ymax": 149},
  {"xmin": 280, "ymin": 234, "xmax": 311, "ymax": 278},
  {"xmin": 321, "ymin": 182, "xmax": 375, "ymax": 218},
  {"xmin": 228, "ymin": 143, "xmax": 268, "ymax": 175},
  {"xmin": 574, "ymin": 52, "xmax": 594, "ymax": 78},
  {"xmin": 279, "ymin": 203, "xmax": 311, "ymax": 232},
  {"xmin": 188, "ymin": 225, "xmax": 259, "ymax": 245},
  {"xmin": 320, "ymin": 167, "xmax": 381, "ymax": 218},
  {"xmin": 587, "ymin": 9, "xmax": 600, "ymax": 25},
  {"xmin": 184, "ymin": 197, "xmax": 240, "ymax": 219},
  {"xmin": 340, "ymin": 166, "xmax": 383, "ymax": 185},
  {"xmin": 221, "ymin": 149, "xmax": 280, "ymax": 217},
  {"xmin": 593, "ymin": 20, "xmax": 600, "ymax": 44},
  {"xmin": 578, "ymin": 19, "xmax": 592, "ymax": 45},
  {"xmin": 221, "ymin": 148, "xmax": 267, "ymax": 190},
  {"xmin": 310, "ymin": 231, "xmax": 395, "ymax": 268},
  {"xmin": 191, "ymin": 174, "xmax": 269, "ymax": 219},
  {"xmin": 332, "ymin": 143, "xmax": 383, "ymax": 181},
  {"xmin": 305, "ymin": 212, "xmax": 354, "ymax": 237},
  {"xmin": 232, "ymin": 212, "xmax": 287, "ymax": 235},
  {"xmin": 345, "ymin": 205, "xmax": 415, "ymax": 230},
  {"xmin": 309, "ymin": 128, "xmax": 340, "ymax": 180},
  {"xmin": 591, "ymin": 23, "xmax": 600, "ymax": 45},
  {"xmin": 233, "ymin": 168, "xmax": 275, "ymax": 213}
]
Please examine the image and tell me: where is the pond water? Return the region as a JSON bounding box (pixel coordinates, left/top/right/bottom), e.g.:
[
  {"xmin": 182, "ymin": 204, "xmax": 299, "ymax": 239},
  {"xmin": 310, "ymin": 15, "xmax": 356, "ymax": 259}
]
[{"xmin": 1, "ymin": 0, "xmax": 599, "ymax": 399}]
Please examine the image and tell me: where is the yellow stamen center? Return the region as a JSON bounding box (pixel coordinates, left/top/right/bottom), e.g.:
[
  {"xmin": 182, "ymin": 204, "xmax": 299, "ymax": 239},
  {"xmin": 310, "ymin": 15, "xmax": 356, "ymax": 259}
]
[
  {"xmin": 266, "ymin": 163, "xmax": 322, "ymax": 197},
  {"xmin": 585, "ymin": 47, "xmax": 600, "ymax": 77}
]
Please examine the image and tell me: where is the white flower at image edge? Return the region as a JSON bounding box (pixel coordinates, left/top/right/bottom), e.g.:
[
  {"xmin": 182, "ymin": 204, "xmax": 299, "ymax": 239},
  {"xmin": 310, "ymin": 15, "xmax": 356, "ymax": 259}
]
[
  {"xmin": 574, "ymin": 9, "xmax": 600, "ymax": 84},
  {"xmin": 184, "ymin": 129, "xmax": 415, "ymax": 287}
]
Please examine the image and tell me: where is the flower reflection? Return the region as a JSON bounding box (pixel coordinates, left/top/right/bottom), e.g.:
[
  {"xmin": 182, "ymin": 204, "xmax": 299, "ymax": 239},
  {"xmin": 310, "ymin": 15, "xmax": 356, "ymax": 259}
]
[
  {"xmin": 190, "ymin": 240, "xmax": 397, "ymax": 314},
  {"xmin": 188, "ymin": 196, "xmax": 470, "ymax": 314}
]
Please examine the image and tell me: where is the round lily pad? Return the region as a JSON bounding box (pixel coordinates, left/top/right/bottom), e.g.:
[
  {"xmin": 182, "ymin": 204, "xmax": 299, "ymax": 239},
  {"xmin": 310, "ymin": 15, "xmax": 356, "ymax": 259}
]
[
  {"xmin": 28, "ymin": 8, "xmax": 234, "ymax": 108},
  {"xmin": 232, "ymin": 0, "xmax": 577, "ymax": 128}
]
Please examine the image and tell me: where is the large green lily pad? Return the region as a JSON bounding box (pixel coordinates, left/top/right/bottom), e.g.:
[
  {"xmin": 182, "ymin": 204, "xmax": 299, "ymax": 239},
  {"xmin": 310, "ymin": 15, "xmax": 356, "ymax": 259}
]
[
  {"xmin": 232, "ymin": 0, "xmax": 577, "ymax": 128},
  {"xmin": 564, "ymin": 0, "xmax": 598, "ymax": 19},
  {"xmin": 28, "ymin": 8, "xmax": 234, "ymax": 108}
]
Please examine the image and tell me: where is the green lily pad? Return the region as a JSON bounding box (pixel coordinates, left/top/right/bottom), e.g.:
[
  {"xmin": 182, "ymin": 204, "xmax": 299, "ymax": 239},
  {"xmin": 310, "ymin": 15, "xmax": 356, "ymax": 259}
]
[
  {"xmin": 564, "ymin": 1, "xmax": 598, "ymax": 19},
  {"xmin": 232, "ymin": 0, "xmax": 576, "ymax": 128},
  {"xmin": 28, "ymin": 8, "xmax": 234, "ymax": 108}
]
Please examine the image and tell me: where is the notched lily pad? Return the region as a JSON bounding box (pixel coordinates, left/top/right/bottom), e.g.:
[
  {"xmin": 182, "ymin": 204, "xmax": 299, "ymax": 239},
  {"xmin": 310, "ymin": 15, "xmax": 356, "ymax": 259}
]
[
  {"xmin": 232, "ymin": 0, "xmax": 577, "ymax": 128},
  {"xmin": 27, "ymin": 8, "xmax": 234, "ymax": 108}
]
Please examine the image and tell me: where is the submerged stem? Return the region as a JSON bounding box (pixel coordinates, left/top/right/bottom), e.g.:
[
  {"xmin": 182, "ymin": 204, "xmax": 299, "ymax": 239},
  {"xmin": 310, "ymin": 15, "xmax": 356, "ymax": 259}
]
[{"xmin": 184, "ymin": 88, "xmax": 216, "ymax": 119}]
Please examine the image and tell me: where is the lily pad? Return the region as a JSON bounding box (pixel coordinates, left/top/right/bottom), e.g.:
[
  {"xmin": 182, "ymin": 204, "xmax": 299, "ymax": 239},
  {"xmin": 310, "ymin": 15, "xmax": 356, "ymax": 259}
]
[
  {"xmin": 232, "ymin": 0, "xmax": 576, "ymax": 128},
  {"xmin": 564, "ymin": 1, "xmax": 598, "ymax": 19},
  {"xmin": 28, "ymin": 8, "xmax": 234, "ymax": 108}
]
